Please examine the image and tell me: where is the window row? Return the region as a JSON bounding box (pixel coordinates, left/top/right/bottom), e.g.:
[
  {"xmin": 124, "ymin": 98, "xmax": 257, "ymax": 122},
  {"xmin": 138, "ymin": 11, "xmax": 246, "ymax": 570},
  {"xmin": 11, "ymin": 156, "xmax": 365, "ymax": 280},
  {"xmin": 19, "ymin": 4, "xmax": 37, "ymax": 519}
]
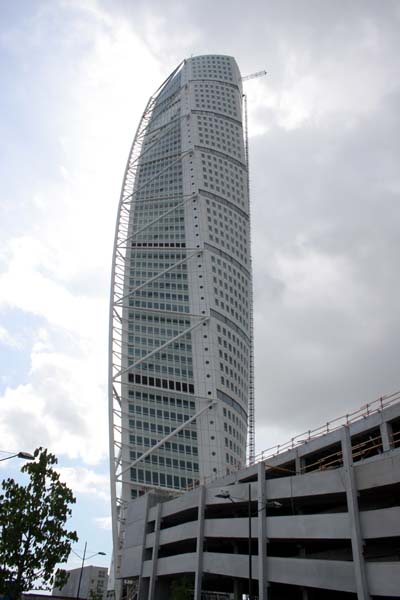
[
  {"xmin": 129, "ymin": 390, "xmax": 196, "ymax": 410},
  {"xmin": 128, "ymin": 419, "xmax": 197, "ymax": 440},
  {"xmin": 131, "ymin": 242, "xmax": 187, "ymax": 249},
  {"xmin": 129, "ymin": 434, "xmax": 198, "ymax": 455},
  {"xmin": 130, "ymin": 361, "xmax": 194, "ymax": 380},
  {"xmin": 130, "ymin": 469, "xmax": 196, "ymax": 490},
  {"xmin": 128, "ymin": 372, "xmax": 195, "ymax": 394},
  {"xmin": 129, "ymin": 403, "xmax": 196, "ymax": 422},
  {"xmin": 130, "ymin": 451, "xmax": 199, "ymax": 472},
  {"xmin": 129, "ymin": 290, "xmax": 190, "ymax": 303},
  {"xmin": 128, "ymin": 299, "xmax": 191, "ymax": 313}
]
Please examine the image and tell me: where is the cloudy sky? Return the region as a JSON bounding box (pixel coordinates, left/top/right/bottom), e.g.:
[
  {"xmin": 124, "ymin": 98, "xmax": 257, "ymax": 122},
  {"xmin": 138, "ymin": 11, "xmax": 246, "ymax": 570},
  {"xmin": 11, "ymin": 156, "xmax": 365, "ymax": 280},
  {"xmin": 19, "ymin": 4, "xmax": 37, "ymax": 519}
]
[{"xmin": 1, "ymin": 0, "xmax": 399, "ymax": 573}]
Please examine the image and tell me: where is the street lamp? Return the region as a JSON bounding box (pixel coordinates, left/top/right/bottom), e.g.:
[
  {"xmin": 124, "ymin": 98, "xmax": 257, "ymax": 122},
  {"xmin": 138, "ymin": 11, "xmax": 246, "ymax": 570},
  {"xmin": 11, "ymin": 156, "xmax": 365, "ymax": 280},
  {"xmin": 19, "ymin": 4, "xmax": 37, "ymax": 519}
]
[
  {"xmin": 215, "ymin": 485, "xmax": 282, "ymax": 600},
  {"xmin": 0, "ymin": 451, "xmax": 35, "ymax": 462},
  {"xmin": 72, "ymin": 542, "xmax": 106, "ymax": 599}
]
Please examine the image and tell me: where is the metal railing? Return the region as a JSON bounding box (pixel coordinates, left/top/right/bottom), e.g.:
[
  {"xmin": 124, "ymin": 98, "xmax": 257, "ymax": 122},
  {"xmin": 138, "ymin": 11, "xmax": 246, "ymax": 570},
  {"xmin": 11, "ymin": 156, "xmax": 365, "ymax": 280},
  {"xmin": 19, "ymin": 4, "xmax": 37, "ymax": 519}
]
[
  {"xmin": 181, "ymin": 390, "xmax": 400, "ymax": 492},
  {"xmin": 251, "ymin": 389, "xmax": 400, "ymax": 465}
]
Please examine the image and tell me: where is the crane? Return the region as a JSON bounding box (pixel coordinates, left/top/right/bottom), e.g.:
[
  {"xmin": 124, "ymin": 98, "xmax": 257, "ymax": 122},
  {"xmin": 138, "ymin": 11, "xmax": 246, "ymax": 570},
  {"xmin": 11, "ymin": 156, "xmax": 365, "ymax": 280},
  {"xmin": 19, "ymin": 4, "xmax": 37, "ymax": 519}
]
[
  {"xmin": 242, "ymin": 69, "xmax": 267, "ymax": 82},
  {"xmin": 240, "ymin": 69, "xmax": 267, "ymax": 465}
]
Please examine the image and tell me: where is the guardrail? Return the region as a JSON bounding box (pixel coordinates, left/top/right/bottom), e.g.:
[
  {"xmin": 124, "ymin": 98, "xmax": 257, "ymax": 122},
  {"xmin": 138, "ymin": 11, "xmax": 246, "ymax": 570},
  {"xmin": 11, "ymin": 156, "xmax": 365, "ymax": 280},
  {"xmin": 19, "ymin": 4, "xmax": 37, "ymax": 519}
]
[{"xmin": 251, "ymin": 389, "xmax": 400, "ymax": 465}]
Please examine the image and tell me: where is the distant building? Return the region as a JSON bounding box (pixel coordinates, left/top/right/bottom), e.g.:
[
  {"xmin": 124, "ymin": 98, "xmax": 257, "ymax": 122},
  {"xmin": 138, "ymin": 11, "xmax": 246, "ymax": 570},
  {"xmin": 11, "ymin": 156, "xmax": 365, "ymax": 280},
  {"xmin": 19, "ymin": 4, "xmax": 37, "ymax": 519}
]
[
  {"xmin": 119, "ymin": 392, "xmax": 400, "ymax": 599},
  {"xmin": 52, "ymin": 565, "xmax": 108, "ymax": 600}
]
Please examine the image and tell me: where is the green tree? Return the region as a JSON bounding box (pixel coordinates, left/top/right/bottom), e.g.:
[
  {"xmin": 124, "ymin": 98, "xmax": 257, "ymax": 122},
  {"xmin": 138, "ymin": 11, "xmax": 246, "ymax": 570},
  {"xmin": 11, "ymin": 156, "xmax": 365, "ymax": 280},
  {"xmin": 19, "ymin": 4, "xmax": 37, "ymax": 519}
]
[
  {"xmin": 0, "ymin": 447, "xmax": 78, "ymax": 599},
  {"xmin": 170, "ymin": 575, "xmax": 193, "ymax": 600},
  {"xmin": 88, "ymin": 590, "xmax": 104, "ymax": 600}
]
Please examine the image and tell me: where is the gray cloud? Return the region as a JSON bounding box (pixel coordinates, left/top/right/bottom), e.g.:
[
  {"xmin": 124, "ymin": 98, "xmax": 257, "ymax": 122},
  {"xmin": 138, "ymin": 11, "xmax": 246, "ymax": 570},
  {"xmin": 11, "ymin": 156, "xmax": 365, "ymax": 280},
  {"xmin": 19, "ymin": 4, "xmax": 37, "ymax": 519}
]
[
  {"xmin": 31, "ymin": 362, "xmax": 87, "ymax": 434},
  {"xmin": 3, "ymin": 0, "xmax": 399, "ymax": 455},
  {"xmin": 97, "ymin": 0, "xmax": 400, "ymax": 447},
  {"xmin": 251, "ymin": 92, "xmax": 400, "ymax": 437}
]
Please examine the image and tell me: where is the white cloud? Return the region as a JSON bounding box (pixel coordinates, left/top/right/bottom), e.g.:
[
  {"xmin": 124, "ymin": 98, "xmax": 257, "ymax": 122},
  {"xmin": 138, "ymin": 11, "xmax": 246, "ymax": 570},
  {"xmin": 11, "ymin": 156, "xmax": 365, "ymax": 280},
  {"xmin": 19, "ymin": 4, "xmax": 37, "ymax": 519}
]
[
  {"xmin": 0, "ymin": 325, "xmax": 20, "ymax": 349},
  {"xmin": 0, "ymin": 3, "xmax": 164, "ymax": 469},
  {"xmin": 0, "ymin": 335, "xmax": 108, "ymax": 464},
  {"xmin": 1, "ymin": 0, "xmax": 400, "ymax": 512},
  {"xmin": 0, "ymin": 236, "xmax": 107, "ymax": 339},
  {"xmin": 94, "ymin": 516, "xmax": 112, "ymax": 530},
  {"xmin": 58, "ymin": 466, "xmax": 109, "ymax": 500}
]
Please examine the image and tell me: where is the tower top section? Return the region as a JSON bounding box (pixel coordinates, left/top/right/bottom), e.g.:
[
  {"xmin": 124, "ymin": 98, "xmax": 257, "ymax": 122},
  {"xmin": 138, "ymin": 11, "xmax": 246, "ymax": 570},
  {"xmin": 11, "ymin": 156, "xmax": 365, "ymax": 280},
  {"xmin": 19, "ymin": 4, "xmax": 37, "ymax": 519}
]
[{"xmin": 181, "ymin": 54, "xmax": 242, "ymax": 90}]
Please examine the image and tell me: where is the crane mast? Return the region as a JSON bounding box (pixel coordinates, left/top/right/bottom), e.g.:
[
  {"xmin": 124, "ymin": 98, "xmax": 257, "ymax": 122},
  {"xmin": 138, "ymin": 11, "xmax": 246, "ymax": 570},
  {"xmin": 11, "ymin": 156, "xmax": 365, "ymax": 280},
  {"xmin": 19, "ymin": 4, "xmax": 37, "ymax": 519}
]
[{"xmin": 242, "ymin": 68, "xmax": 267, "ymax": 464}]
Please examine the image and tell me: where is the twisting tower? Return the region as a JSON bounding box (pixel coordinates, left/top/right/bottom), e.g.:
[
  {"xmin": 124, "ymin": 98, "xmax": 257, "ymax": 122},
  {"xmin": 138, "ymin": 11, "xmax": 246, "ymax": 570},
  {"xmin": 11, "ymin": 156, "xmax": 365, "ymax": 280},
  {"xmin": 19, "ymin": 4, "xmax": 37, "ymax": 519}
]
[{"xmin": 109, "ymin": 55, "xmax": 253, "ymax": 589}]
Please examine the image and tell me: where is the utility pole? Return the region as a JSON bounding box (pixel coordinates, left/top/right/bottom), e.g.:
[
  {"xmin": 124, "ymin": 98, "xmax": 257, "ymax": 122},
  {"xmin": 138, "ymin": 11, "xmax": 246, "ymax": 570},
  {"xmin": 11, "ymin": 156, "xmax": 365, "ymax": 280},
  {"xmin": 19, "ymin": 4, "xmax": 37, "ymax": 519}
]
[{"xmin": 76, "ymin": 541, "xmax": 87, "ymax": 600}]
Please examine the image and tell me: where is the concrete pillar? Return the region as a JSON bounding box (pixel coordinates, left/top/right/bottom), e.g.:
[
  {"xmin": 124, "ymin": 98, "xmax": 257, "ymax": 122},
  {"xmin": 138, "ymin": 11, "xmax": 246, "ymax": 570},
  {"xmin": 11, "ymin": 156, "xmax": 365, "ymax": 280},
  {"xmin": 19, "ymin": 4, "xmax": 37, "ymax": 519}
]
[
  {"xmin": 233, "ymin": 581, "xmax": 241, "ymax": 600},
  {"xmin": 233, "ymin": 543, "xmax": 241, "ymax": 600},
  {"xmin": 341, "ymin": 426, "xmax": 371, "ymax": 600},
  {"xmin": 139, "ymin": 579, "xmax": 149, "ymax": 600},
  {"xmin": 194, "ymin": 485, "xmax": 206, "ymax": 600},
  {"xmin": 295, "ymin": 453, "xmax": 304, "ymax": 475},
  {"xmin": 380, "ymin": 420, "xmax": 393, "ymax": 452},
  {"xmin": 153, "ymin": 578, "xmax": 169, "ymax": 600},
  {"xmin": 148, "ymin": 502, "xmax": 162, "ymax": 600},
  {"xmin": 257, "ymin": 462, "xmax": 268, "ymax": 600},
  {"xmin": 138, "ymin": 494, "xmax": 151, "ymax": 600}
]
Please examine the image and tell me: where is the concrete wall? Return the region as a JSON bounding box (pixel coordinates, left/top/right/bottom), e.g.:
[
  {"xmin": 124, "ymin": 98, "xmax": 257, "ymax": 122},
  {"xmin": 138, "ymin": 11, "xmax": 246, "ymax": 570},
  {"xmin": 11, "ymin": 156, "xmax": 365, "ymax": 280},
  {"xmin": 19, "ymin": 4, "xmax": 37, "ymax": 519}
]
[
  {"xmin": 119, "ymin": 401, "xmax": 400, "ymax": 599},
  {"xmin": 120, "ymin": 494, "xmax": 149, "ymax": 578}
]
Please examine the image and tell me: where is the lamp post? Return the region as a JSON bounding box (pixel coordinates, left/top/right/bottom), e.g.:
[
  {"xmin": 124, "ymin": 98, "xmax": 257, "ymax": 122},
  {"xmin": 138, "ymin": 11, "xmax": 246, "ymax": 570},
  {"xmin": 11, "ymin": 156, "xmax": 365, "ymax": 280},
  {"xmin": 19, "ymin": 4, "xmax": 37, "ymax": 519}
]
[
  {"xmin": 72, "ymin": 543, "xmax": 106, "ymax": 599},
  {"xmin": 248, "ymin": 483, "xmax": 252, "ymax": 600},
  {"xmin": 0, "ymin": 451, "xmax": 35, "ymax": 462},
  {"xmin": 215, "ymin": 487, "xmax": 282, "ymax": 600}
]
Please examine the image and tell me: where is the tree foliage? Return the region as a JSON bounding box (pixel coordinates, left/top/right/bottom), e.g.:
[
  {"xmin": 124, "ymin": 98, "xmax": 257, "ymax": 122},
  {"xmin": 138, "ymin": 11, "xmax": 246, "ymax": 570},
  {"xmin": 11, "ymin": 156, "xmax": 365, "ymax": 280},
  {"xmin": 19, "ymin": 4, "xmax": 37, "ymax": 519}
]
[
  {"xmin": 88, "ymin": 590, "xmax": 104, "ymax": 600},
  {"xmin": 170, "ymin": 575, "xmax": 193, "ymax": 600},
  {"xmin": 0, "ymin": 447, "xmax": 78, "ymax": 599}
]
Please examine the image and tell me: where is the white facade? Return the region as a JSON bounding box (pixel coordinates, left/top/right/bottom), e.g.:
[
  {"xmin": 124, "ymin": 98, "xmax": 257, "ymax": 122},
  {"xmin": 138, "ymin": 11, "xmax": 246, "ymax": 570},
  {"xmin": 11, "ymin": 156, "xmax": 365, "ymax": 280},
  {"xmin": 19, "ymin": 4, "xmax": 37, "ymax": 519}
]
[
  {"xmin": 109, "ymin": 55, "xmax": 252, "ymax": 586},
  {"xmin": 52, "ymin": 565, "xmax": 108, "ymax": 599},
  {"xmin": 119, "ymin": 392, "xmax": 400, "ymax": 600}
]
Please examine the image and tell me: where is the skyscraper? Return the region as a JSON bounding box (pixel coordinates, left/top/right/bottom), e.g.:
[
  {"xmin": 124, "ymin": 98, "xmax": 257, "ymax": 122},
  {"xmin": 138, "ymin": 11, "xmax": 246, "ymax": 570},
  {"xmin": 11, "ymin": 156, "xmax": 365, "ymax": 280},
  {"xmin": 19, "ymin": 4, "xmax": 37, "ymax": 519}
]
[{"xmin": 109, "ymin": 54, "xmax": 253, "ymax": 582}]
